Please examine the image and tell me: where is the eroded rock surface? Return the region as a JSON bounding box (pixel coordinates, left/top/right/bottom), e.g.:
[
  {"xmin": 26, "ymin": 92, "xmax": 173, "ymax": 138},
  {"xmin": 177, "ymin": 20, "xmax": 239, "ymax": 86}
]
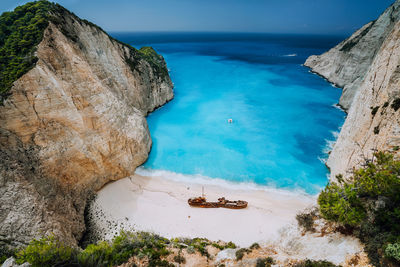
[
  {"xmin": 0, "ymin": 6, "xmax": 173, "ymax": 248},
  {"xmin": 305, "ymin": 1, "xmax": 400, "ymax": 111},
  {"xmin": 305, "ymin": 0, "xmax": 400, "ymax": 179}
]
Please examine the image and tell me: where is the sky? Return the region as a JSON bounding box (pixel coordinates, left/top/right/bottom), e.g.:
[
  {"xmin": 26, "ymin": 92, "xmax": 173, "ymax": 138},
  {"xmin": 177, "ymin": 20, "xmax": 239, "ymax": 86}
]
[{"xmin": 0, "ymin": 0, "xmax": 395, "ymax": 35}]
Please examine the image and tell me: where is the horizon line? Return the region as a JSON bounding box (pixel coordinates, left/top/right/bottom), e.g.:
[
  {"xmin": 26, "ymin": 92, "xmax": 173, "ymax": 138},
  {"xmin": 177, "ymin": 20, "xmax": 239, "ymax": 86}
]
[{"xmin": 108, "ymin": 30, "xmax": 349, "ymax": 37}]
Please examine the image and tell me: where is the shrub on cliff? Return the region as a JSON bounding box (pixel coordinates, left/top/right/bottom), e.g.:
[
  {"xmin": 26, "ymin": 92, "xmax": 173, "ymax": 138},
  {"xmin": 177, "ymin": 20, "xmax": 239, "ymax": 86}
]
[
  {"xmin": 318, "ymin": 181, "xmax": 365, "ymax": 226},
  {"xmin": 318, "ymin": 152, "xmax": 400, "ymax": 266},
  {"xmin": 0, "ymin": 245, "xmax": 15, "ymax": 264},
  {"xmin": 292, "ymin": 259, "xmax": 340, "ymax": 267},
  {"xmin": 15, "ymin": 236, "xmax": 77, "ymax": 266},
  {"xmin": 172, "ymin": 237, "xmax": 237, "ymax": 257},
  {"xmin": 255, "ymin": 257, "xmax": 275, "ymax": 267},
  {"xmin": 0, "ymin": 0, "xmax": 54, "ymax": 101},
  {"xmin": 235, "ymin": 248, "xmax": 250, "ymax": 260},
  {"xmin": 296, "ymin": 208, "xmax": 318, "ymax": 232},
  {"xmin": 0, "ymin": 1, "xmax": 169, "ymax": 103},
  {"xmin": 385, "ymin": 242, "xmax": 400, "ymax": 262},
  {"xmin": 15, "ymin": 231, "xmax": 173, "ymax": 267},
  {"xmin": 138, "ymin": 46, "xmax": 169, "ymax": 78},
  {"xmin": 249, "ymin": 242, "xmax": 261, "ymax": 250},
  {"xmin": 173, "ymin": 254, "xmax": 186, "ymax": 264}
]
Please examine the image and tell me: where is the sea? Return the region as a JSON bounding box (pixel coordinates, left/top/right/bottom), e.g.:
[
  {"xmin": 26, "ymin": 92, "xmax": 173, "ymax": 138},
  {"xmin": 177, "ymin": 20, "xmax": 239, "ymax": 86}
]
[{"xmin": 111, "ymin": 32, "xmax": 346, "ymax": 195}]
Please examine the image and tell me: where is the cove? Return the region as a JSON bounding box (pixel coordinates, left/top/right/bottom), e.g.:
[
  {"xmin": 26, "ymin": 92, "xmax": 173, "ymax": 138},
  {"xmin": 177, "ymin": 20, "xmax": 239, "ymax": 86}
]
[{"xmin": 113, "ymin": 33, "xmax": 346, "ymax": 194}]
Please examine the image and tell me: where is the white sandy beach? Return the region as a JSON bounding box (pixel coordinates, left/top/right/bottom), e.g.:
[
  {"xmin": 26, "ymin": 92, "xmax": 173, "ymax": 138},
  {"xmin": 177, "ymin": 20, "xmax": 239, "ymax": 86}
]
[{"xmin": 92, "ymin": 171, "xmax": 316, "ymax": 247}]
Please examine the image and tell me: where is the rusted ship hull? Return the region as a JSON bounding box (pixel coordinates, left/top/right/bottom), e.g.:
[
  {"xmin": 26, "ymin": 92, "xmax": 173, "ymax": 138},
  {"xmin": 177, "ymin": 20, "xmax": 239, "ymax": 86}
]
[{"xmin": 187, "ymin": 197, "xmax": 248, "ymax": 209}]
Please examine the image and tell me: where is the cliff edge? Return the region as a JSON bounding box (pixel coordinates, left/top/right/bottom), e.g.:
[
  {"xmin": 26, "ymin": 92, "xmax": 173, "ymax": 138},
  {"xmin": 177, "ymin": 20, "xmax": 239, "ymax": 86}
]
[
  {"xmin": 305, "ymin": 0, "xmax": 400, "ymax": 179},
  {"xmin": 0, "ymin": 1, "xmax": 173, "ymax": 248},
  {"xmin": 305, "ymin": 1, "xmax": 400, "ymax": 111}
]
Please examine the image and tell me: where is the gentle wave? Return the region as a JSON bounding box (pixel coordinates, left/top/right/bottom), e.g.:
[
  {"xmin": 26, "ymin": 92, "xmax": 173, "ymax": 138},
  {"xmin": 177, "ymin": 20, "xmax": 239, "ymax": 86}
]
[
  {"xmin": 283, "ymin": 53, "xmax": 297, "ymax": 57},
  {"xmin": 332, "ymin": 103, "xmax": 344, "ymax": 111},
  {"xmin": 136, "ymin": 167, "xmax": 318, "ymax": 198},
  {"xmin": 319, "ymin": 130, "xmax": 341, "ymax": 164}
]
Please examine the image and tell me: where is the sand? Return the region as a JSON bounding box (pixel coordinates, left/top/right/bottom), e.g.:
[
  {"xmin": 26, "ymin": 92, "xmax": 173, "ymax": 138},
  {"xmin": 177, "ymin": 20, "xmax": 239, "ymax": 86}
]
[{"xmin": 92, "ymin": 171, "xmax": 316, "ymax": 247}]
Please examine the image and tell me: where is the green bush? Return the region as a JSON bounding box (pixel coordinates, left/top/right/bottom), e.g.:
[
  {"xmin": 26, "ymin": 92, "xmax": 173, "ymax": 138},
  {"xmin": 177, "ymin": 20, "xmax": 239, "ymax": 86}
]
[
  {"xmin": 318, "ymin": 152, "xmax": 400, "ymax": 266},
  {"xmin": 77, "ymin": 241, "xmax": 113, "ymax": 266},
  {"xmin": 177, "ymin": 237, "xmax": 236, "ymax": 257},
  {"xmin": 224, "ymin": 241, "xmax": 237, "ymax": 249},
  {"xmin": 0, "ymin": 245, "xmax": 15, "ymax": 264},
  {"xmin": 15, "ymin": 236, "xmax": 77, "ymax": 267},
  {"xmin": 385, "ymin": 242, "xmax": 400, "ymax": 262},
  {"xmin": 0, "ymin": 0, "xmax": 54, "ymax": 102},
  {"xmin": 292, "ymin": 259, "xmax": 340, "ymax": 267},
  {"xmin": 138, "ymin": 46, "xmax": 168, "ymax": 78},
  {"xmin": 318, "ymin": 181, "xmax": 366, "ymax": 226},
  {"xmin": 211, "ymin": 243, "xmax": 225, "ymax": 250},
  {"xmin": 173, "ymin": 254, "xmax": 185, "ymax": 264},
  {"xmin": 186, "ymin": 246, "xmax": 195, "ymax": 254},
  {"xmin": 16, "ymin": 234, "xmax": 239, "ymax": 266},
  {"xmin": 235, "ymin": 248, "xmax": 249, "ymax": 261},
  {"xmin": 0, "ymin": 255, "xmax": 6, "ymax": 265},
  {"xmin": 249, "ymin": 242, "xmax": 261, "ymax": 250},
  {"xmin": 255, "ymin": 257, "xmax": 275, "ymax": 267},
  {"xmin": 15, "ymin": 231, "xmax": 173, "ymax": 267},
  {"xmin": 179, "ymin": 237, "xmax": 209, "ymax": 257}
]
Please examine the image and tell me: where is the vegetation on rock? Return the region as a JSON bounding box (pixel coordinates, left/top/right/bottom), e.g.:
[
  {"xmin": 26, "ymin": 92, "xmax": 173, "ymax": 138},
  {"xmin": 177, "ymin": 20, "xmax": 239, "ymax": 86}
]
[
  {"xmin": 318, "ymin": 152, "xmax": 400, "ymax": 266},
  {"xmin": 0, "ymin": 245, "xmax": 15, "ymax": 264},
  {"xmin": 138, "ymin": 46, "xmax": 169, "ymax": 78},
  {"xmin": 6, "ymin": 229, "xmax": 345, "ymax": 266},
  {"xmin": 173, "ymin": 254, "xmax": 186, "ymax": 264},
  {"xmin": 391, "ymin": 98, "xmax": 400, "ymax": 111},
  {"xmin": 371, "ymin": 106, "xmax": 379, "ymax": 116},
  {"xmin": 16, "ymin": 236, "xmax": 75, "ymax": 267},
  {"xmin": 0, "ymin": 0, "xmax": 169, "ymax": 103},
  {"xmin": 235, "ymin": 247, "xmax": 250, "ymax": 260},
  {"xmin": 0, "ymin": 0, "xmax": 52, "ymax": 102},
  {"xmin": 11, "ymin": 232, "xmax": 240, "ymax": 266},
  {"xmin": 296, "ymin": 208, "xmax": 318, "ymax": 232},
  {"xmin": 249, "ymin": 242, "xmax": 261, "ymax": 250},
  {"xmin": 292, "ymin": 259, "xmax": 340, "ymax": 267},
  {"xmin": 170, "ymin": 237, "xmax": 236, "ymax": 258},
  {"xmin": 255, "ymin": 257, "xmax": 275, "ymax": 267},
  {"xmin": 15, "ymin": 231, "xmax": 173, "ymax": 267},
  {"xmin": 385, "ymin": 242, "xmax": 400, "ymax": 262}
]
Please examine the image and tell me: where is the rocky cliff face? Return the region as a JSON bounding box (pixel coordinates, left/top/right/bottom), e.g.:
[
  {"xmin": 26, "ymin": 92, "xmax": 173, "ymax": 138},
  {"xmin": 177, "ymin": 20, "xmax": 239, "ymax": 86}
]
[
  {"xmin": 305, "ymin": 1, "xmax": 400, "ymax": 179},
  {"xmin": 305, "ymin": 1, "xmax": 400, "ymax": 111},
  {"xmin": 0, "ymin": 4, "xmax": 173, "ymax": 248}
]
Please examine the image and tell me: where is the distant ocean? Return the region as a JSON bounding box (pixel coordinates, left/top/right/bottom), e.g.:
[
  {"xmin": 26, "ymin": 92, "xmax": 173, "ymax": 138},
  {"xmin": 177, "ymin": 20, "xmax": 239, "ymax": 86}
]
[{"xmin": 112, "ymin": 32, "xmax": 346, "ymax": 195}]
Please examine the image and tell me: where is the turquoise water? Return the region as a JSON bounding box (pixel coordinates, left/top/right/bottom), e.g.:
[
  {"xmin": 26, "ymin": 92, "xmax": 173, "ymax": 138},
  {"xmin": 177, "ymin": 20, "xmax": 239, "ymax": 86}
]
[{"xmin": 114, "ymin": 33, "xmax": 345, "ymax": 194}]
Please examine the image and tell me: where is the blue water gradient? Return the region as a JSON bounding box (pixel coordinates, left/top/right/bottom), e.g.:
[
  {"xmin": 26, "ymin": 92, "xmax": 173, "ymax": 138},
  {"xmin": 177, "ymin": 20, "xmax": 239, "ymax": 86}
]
[{"xmin": 113, "ymin": 33, "xmax": 345, "ymax": 194}]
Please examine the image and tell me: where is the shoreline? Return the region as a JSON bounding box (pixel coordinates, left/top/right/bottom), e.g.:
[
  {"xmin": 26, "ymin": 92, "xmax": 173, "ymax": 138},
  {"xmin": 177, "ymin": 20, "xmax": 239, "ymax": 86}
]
[
  {"xmin": 136, "ymin": 167, "xmax": 319, "ymax": 197},
  {"xmin": 91, "ymin": 172, "xmax": 316, "ymax": 247}
]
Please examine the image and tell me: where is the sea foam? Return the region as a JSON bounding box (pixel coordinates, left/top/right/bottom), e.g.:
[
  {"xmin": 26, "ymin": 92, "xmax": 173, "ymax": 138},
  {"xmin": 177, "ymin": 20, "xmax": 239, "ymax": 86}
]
[{"xmin": 136, "ymin": 167, "xmax": 319, "ymax": 197}]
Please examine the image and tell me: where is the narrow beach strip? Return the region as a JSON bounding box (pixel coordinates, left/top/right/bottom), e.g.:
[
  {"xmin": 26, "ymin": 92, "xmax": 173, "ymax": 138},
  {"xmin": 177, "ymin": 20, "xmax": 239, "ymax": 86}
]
[{"xmin": 93, "ymin": 172, "xmax": 316, "ymax": 247}]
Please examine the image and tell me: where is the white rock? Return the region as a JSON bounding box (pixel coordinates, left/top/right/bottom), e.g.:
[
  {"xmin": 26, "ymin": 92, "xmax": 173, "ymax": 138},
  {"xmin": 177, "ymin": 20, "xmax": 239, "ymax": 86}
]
[
  {"xmin": 215, "ymin": 248, "xmax": 238, "ymax": 262},
  {"xmin": 1, "ymin": 257, "xmax": 31, "ymax": 267}
]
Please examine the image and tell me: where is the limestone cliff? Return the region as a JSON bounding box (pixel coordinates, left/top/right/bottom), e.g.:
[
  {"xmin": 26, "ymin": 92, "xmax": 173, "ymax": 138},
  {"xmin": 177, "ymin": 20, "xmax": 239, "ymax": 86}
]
[
  {"xmin": 305, "ymin": 0, "xmax": 400, "ymax": 111},
  {"xmin": 305, "ymin": 0, "xmax": 400, "ymax": 179},
  {"xmin": 0, "ymin": 2, "xmax": 173, "ymax": 248}
]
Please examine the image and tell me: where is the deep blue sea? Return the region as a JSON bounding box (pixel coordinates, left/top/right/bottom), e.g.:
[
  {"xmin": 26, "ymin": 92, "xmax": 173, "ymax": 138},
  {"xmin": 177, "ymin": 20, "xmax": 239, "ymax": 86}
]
[{"xmin": 112, "ymin": 32, "xmax": 346, "ymax": 194}]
